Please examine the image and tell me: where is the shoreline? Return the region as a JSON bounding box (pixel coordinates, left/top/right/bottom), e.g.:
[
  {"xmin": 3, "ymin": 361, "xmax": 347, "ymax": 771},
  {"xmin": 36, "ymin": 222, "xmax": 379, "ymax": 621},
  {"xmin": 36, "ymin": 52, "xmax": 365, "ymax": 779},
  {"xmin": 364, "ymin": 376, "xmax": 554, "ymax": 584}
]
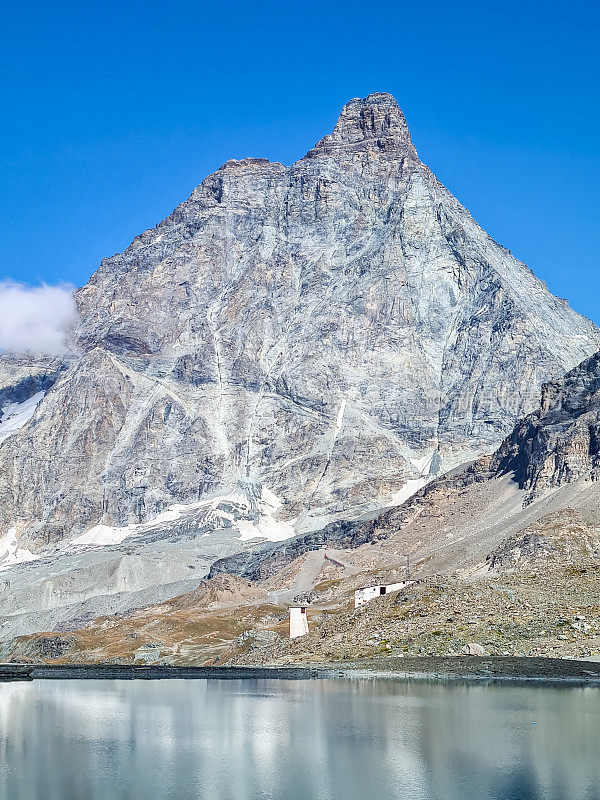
[{"xmin": 1, "ymin": 657, "xmax": 600, "ymax": 686}]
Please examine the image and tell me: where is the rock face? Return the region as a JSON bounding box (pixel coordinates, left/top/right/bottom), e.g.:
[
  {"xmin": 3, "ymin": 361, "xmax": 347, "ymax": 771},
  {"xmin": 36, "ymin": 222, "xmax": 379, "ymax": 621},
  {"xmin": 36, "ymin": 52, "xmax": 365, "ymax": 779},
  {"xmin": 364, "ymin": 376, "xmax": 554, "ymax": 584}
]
[
  {"xmin": 1, "ymin": 92, "xmax": 599, "ymax": 551},
  {"xmin": 493, "ymin": 351, "xmax": 600, "ymax": 498},
  {"xmin": 210, "ymin": 347, "xmax": 600, "ymax": 584}
]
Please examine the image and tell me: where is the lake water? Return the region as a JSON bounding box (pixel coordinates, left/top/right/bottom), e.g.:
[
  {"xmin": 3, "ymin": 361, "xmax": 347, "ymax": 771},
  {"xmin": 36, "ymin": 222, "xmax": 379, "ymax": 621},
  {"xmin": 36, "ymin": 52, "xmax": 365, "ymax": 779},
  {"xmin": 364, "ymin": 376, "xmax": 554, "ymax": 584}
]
[{"xmin": 0, "ymin": 678, "xmax": 598, "ymax": 799}]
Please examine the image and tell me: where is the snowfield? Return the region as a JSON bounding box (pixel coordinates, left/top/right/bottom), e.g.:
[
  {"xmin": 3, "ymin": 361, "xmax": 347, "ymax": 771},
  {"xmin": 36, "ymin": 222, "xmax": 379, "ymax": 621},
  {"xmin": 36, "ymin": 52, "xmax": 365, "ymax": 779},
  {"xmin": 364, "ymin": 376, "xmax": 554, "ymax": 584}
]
[
  {"xmin": 0, "ymin": 391, "xmax": 45, "ymax": 443},
  {"xmin": 0, "ymin": 527, "xmax": 39, "ymax": 570}
]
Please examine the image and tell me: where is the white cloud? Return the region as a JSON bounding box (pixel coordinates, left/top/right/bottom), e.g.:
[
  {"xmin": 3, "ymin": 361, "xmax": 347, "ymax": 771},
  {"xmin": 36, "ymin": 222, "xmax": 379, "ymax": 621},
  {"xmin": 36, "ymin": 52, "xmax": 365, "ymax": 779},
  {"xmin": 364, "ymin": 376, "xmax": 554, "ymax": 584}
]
[{"xmin": 0, "ymin": 281, "xmax": 77, "ymax": 356}]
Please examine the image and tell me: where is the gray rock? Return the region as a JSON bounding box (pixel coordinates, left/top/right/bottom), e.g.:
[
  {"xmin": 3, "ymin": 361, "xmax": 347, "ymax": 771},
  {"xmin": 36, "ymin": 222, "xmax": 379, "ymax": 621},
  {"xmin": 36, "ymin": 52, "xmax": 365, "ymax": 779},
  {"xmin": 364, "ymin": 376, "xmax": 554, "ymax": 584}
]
[
  {"xmin": 0, "ymin": 92, "xmax": 598, "ymax": 565},
  {"xmin": 461, "ymin": 642, "xmax": 488, "ymax": 656},
  {"xmin": 236, "ymin": 629, "xmax": 280, "ymax": 648}
]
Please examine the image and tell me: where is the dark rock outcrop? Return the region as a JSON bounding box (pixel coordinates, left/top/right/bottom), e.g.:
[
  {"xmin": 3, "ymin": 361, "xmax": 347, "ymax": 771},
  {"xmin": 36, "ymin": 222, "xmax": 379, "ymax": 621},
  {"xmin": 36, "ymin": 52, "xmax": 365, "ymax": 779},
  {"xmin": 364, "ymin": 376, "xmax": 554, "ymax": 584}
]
[{"xmin": 493, "ymin": 351, "xmax": 600, "ymax": 497}]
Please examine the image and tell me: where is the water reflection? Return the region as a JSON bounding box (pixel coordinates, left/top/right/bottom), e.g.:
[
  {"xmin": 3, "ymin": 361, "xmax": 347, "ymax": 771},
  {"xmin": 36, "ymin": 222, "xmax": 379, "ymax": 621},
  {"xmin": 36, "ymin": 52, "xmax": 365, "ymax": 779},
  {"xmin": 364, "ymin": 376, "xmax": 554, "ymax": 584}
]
[{"xmin": 0, "ymin": 679, "xmax": 598, "ymax": 800}]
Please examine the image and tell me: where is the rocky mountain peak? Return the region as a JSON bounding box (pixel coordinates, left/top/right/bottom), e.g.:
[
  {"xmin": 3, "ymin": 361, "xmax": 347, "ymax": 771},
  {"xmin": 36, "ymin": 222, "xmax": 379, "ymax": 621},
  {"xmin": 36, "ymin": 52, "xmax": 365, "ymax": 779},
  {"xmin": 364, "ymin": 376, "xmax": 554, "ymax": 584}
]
[
  {"xmin": 0, "ymin": 94, "xmax": 599, "ymax": 554},
  {"xmin": 309, "ymin": 92, "xmax": 417, "ymax": 157}
]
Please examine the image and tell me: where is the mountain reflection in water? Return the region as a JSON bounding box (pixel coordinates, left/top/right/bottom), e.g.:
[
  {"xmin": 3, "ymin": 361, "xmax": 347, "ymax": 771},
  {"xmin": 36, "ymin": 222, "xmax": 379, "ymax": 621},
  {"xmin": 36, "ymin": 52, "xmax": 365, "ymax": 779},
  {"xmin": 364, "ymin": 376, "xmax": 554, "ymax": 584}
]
[{"xmin": 0, "ymin": 678, "xmax": 598, "ymax": 800}]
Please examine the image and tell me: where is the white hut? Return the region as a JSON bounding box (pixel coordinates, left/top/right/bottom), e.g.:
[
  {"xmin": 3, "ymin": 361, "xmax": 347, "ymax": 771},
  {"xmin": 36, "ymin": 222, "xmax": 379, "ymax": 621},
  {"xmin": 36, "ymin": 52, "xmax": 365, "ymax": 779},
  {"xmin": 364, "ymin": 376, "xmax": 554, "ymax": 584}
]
[
  {"xmin": 289, "ymin": 607, "xmax": 309, "ymax": 638},
  {"xmin": 354, "ymin": 581, "xmax": 412, "ymax": 609}
]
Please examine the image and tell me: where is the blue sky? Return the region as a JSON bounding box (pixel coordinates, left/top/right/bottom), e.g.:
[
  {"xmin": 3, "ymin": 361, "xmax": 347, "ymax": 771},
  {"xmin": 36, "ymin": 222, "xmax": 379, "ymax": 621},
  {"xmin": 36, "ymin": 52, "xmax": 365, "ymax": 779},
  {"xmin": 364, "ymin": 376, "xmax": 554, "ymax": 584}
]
[{"xmin": 2, "ymin": 0, "xmax": 599, "ymax": 324}]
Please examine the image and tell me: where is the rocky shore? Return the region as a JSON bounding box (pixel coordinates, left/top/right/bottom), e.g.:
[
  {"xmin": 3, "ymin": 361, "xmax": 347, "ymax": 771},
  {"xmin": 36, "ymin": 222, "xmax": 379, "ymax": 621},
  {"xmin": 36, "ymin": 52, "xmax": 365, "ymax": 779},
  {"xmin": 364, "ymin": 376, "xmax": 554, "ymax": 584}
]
[{"xmin": 1, "ymin": 657, "xmax": 599, "ymax": 686}]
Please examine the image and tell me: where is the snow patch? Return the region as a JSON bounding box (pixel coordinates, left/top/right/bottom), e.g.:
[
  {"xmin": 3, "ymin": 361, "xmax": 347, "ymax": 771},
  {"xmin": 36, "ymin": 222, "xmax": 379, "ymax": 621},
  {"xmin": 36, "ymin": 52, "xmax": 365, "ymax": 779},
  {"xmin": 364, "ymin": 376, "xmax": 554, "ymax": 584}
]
[
  {"xmin": 472, "ymin": 305, "xmax": 489, "ymax": 319},
  {"xmin": 261, "ymin": 487, "xmax": 283, "ymax": 511},
  {"xmin": 333, "ymin": 398, "xmax": 347, "ymax": 438},
  {"xmin": 236, "ymin": 517, "xmax": 295, "ymax": 543},
  {"xmin": 0, "ymin": 391, "xmax": 45, "ymax": 444},
  {"xmin": 70, "ymin": 523, "xmax": 135, "ymax": 547},
  {"xmin": 409, "ymin": 452, "xmax": 434, "ymax": 475},
  {"xmin": 385, "ymin": 478, "xmax": 428, "ymax": 509},
  {"xmin": 236, "ymin": 488, "xmax": 295, "ymax": 543},
  {"xmin": 0, "ymin": 527, "xmax": 40, "ymax": 570},
  {"xmin": 66, "ymin": 486, "xmax": 297, "ymax": 552}
]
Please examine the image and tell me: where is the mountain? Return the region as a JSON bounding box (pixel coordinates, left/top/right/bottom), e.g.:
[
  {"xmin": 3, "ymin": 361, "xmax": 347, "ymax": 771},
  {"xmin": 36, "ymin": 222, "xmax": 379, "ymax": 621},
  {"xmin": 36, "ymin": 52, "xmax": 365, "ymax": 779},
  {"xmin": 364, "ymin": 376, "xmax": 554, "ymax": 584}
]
[
  {"xmin": 0, "ymin": 93, "xmax": 599, "ymax": 641},
  {"xmin": 7, "ymin": 349, "xmax": 600, "ymax": 665}
]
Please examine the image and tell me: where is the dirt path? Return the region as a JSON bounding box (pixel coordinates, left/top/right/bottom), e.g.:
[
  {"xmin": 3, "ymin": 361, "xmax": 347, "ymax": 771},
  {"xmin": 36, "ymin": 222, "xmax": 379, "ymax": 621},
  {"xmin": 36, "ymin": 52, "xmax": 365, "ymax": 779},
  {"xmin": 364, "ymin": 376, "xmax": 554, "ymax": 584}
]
[{"xmin": 267, "ymin": 548, "xmax": 363, "ymax": 605}]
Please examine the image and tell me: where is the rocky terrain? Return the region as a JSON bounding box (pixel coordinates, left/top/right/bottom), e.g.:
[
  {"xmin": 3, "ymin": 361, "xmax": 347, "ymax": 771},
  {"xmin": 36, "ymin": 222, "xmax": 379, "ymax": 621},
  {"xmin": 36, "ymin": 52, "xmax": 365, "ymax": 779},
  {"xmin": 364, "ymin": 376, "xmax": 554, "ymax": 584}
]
[
  {"xmin": 208, "ymin": 349, "xmax": 600, "ymax": 585},
  {"xmin": 230, "ymin": 509, "xmax": 600, "ymax": 665},
  {"xmin": 0, "ymin": 92, "xmax": 599, "ymax": 654},
  {"xmin": 4, "ymin": 506, "xmax": 599, "ymax": 665},
  {"xmin": 4, "ymin": 348, "xmax": 600, "ymax": 666}
]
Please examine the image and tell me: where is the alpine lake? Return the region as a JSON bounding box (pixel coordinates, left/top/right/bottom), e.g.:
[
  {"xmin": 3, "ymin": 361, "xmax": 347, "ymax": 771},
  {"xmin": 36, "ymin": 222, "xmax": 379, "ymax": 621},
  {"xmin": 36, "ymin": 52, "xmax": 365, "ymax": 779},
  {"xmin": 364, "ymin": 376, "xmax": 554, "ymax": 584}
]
[{"xmin": 0, "ymin": 677, "xmax": 598, "ymax": 799}]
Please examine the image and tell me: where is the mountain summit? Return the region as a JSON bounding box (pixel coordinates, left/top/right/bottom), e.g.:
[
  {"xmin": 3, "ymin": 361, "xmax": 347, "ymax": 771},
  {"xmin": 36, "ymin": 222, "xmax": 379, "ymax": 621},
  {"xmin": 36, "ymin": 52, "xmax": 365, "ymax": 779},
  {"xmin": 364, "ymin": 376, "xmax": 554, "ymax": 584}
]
[
  {"xmin": 310, "ymin": 93, "xmax": 418, "ymax": 156},
  {"xmin": 0, "ymin": 93, "xmax": 599, "ymax": 569}
]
